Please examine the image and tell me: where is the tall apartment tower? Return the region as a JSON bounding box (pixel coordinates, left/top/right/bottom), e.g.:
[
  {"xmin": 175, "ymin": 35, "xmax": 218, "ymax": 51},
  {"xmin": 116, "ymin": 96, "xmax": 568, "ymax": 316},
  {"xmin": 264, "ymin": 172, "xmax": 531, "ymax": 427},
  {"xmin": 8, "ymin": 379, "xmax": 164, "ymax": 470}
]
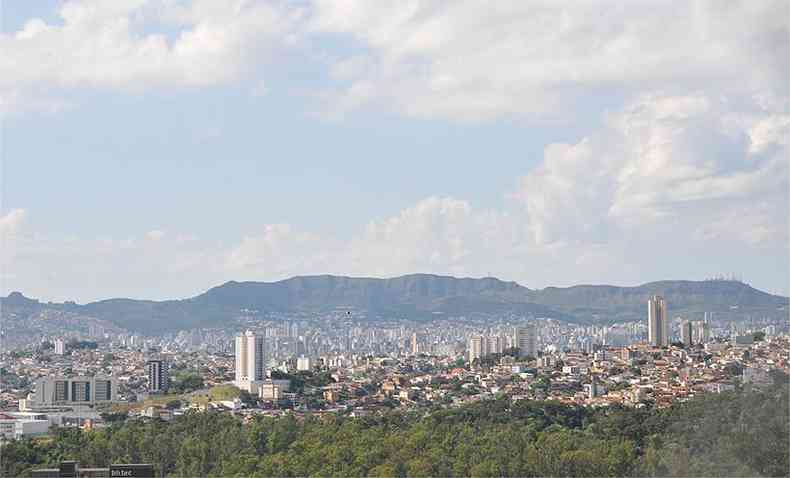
[
  {"xmin": 54, "ymin": 339, "xmax": 66, "ymax": 355},
  {"xmin": 680, "ymin": 320, "xmax": 693, "ymax": 346},
  {"xmin": 410, "ymin": 333, "xmax": 420, "ymax": 355},
  {"xmin": 468, "ymin": 336, "xmax": 485, "ymax": 363},
  {"xmin": 146, "ymin": 359, "xmax": 169, "ymax": 393},
  {"xmin": 235, "ymin": 331, "xmax": 265, "ymax": 389},
  {"xmin": 515, "ymin": 324, "xmax": 537, "ymax": 358},
  {"xmin": 487, "ymin": 335, "xmax": 504, "ymax": 355},
  {"xmin": 695, "ymin": 319, "xmax": 711, "ymax": 344},
  {"xmin": 647, "ymin": 295, "xmax": 669, "ymax": 347}
]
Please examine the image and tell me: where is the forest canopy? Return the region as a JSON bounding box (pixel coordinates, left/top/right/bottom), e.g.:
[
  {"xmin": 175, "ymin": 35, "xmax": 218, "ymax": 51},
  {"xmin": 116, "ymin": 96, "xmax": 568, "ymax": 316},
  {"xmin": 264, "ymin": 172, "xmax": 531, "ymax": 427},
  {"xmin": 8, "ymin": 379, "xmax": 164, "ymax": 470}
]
[{"xmin": 2, "ymin": 380, "xmax": 787, "ymax": 478}]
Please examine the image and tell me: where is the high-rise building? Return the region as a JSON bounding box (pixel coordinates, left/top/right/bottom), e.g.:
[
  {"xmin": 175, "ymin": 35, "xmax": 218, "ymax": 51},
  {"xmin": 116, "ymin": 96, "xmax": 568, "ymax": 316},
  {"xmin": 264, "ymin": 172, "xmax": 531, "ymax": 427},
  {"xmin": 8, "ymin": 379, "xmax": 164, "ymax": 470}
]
[
  {"xmin": 695, "ymin": 319, "xmax": 711, "ymax": 344},
  {"xmin": 515, "ymin": 324, "xmax": 537, "ymax": 358},
  {"xmin": 146, "ymin": 359, "xmax": 169, "ymax": 393},
  {"xmin": 680, "ymin": 320, "xmax": 693, "ymax": 346},
  {"xmin": 410, "ymin": 333, "xmax": 420, "ymax": 355},
  {"xmin": 647, "ymin": 295, "xmax": 669, "ymax": 347},
  {"xmin": 487, "ymin": 335, "xmax": 503, "ymax": 355},
  {"xmin": 235, "ymin": 331, "xmax": 265, "ymax": 389},
  {"xmin": 468, "ymin": 336, "xmax": 484, "ymax": 363},
  {"xmin": 54, "ymin": 339, "xmax": 66, "ymax": 355}
]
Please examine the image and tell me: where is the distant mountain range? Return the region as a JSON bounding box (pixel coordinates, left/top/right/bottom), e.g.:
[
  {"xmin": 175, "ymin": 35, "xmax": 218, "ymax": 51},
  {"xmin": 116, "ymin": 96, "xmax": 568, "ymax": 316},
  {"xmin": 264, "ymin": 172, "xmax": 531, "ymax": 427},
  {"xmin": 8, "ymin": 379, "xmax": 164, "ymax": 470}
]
[{"xmin": 2, "ymin": 274, "xmax": 787, "ymax": 333}]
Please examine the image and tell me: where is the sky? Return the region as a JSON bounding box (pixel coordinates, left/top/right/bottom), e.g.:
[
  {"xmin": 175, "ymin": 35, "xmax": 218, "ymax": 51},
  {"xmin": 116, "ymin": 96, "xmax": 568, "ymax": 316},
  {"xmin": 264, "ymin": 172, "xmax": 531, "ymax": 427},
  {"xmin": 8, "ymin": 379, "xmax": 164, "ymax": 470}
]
[{"xmin": 1, "ymin": 0, "xmax": 788, "ymax": 302}]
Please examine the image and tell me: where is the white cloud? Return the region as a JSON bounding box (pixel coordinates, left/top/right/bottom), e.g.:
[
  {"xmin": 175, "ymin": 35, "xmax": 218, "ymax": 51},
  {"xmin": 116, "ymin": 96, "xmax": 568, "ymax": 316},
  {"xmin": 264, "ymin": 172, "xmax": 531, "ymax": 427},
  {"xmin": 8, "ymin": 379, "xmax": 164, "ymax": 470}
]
[
  {"xmin": 4, "ymin": 1, "xmax": 788, "ymax": 120},
  {"xmin": 1, "ymin": 219, "xmax": 227, "ymax": 301},
  {"xmin": 225, "ymin": 224, "xmax": 331, "ymax": 278},
  {"xmin": 0, "ymin": 0, "xmax": 301, "ymax": 114},
  {"xmin": 517, "ymin": 93, "xmax": 789, "ymax": 247},
  {"xmin": 310, "ymin": 0, "xmax": 789, "ymax": 120},
  {"xmin": 346, "ymin": 197, "xmax": 498, "ymax": 276},
  {"xmin": 693, "ymin": 202, "xmax": 782, "ymax": 247}
]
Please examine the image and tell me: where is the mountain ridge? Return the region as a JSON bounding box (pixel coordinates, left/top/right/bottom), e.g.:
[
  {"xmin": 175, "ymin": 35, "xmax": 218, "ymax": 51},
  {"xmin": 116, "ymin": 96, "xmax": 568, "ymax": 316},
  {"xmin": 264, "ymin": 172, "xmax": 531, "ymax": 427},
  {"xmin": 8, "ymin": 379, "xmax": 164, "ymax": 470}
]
[{"xmin": 2, "ymin": 274, "xmax": 787, "ymax": 333}]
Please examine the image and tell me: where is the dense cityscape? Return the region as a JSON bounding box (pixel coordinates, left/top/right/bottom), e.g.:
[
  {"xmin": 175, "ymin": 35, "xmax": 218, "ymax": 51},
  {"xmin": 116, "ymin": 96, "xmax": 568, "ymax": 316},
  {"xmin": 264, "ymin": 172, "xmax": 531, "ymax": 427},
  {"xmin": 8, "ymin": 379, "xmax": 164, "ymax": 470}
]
[{"xmin": 2, "ymin": 293, "xmax": 788, "ymax": 451}]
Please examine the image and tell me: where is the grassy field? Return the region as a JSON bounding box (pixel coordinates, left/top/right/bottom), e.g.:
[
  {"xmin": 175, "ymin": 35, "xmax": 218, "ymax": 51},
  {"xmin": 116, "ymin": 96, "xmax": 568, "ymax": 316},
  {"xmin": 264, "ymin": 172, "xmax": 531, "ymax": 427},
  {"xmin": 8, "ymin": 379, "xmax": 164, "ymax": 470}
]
[
  {"xmin": 191, "ymin": 384, "xmax": 241, "ymax": 405},
  {"xmin": 111, "ymin": 393, "xmax": 183, "ymax": 413},
  {"xmin": 108, "ymin": 384, "xmax": 241, "ymax": 412}
]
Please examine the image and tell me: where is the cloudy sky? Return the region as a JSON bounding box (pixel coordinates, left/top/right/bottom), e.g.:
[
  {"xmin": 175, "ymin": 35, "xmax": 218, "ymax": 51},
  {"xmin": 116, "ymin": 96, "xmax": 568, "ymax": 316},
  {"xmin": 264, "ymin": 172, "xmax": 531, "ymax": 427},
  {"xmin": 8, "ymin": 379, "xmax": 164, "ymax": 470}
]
[{"xmin": 1, "ymin": 0, "xmax": 788, "ymax": 302}]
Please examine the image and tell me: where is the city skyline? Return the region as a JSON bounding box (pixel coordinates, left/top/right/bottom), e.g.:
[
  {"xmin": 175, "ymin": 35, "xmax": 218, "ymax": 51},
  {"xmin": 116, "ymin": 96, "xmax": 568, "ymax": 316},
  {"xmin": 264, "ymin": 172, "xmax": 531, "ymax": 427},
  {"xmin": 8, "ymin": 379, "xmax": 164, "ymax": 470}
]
[
  {"xmin": 1, "ymin": 0, "xmax": 788, "ymax": 303},
  {"xmin": 4, "ymin": 274, "xmax": 788, "ymax": 475}
]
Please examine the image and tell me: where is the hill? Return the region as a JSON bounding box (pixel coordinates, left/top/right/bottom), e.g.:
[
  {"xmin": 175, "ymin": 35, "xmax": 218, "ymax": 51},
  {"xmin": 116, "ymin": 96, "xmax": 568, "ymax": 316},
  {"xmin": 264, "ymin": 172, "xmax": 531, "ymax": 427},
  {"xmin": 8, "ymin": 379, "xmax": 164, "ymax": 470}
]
[
  {"xmin": 2, "ymin": 275, "xmax": 787, "ymax": 333},
  {"xmin": 527, "ymin": 279, "xmax": 788, "ymax": 323}
]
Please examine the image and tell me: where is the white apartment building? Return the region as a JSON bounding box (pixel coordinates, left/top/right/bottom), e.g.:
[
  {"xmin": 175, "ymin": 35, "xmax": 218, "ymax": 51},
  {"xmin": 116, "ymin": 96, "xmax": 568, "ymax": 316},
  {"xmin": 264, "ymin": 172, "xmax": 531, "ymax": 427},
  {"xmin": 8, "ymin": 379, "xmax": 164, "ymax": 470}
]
[{"xmin": 235, "ymin": 331, "xmax": 265, "ymax": 390}]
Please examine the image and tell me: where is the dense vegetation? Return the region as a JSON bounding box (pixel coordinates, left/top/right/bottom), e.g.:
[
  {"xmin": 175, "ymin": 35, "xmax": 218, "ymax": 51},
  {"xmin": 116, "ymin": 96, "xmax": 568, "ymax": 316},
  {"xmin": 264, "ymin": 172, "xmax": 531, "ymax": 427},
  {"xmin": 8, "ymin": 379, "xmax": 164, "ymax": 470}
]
[
  {"xmin": 168, "ymin": 370, "xmax": 205, "ymax": 394},
  {"xmin": 2, "ymin": 381, "xmax": 787, "ymax": 477}
]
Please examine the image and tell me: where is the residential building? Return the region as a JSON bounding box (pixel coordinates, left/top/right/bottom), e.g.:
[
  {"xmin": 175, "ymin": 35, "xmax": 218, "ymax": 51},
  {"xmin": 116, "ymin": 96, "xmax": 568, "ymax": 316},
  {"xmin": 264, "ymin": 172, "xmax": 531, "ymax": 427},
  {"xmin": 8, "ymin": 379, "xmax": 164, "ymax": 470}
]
[
  {"xmin": 680, "ymin": 320, "xmax": 693, "ymax": 346},
  {"xmin": 487, "ymin": 335, "xmax": 504, "ymax": 355},
  {"xmin": 32, "ymin": 377, "xmax": 116, "ymax": 406},
  {"xmin": 146, "ymin": 359, "xmax": 169, "ymax": 393},
  {"xmin": 648, "ymin": 295, "xmax": 669, "ymax": 347},
  {"xmin": 515, "ymin": 324, "xmax": 537, "ymax": 358},
  {"xmin": 468, "ymin": 336, "xmax": 484, "ymax": 363},
  {"xmin": 235, "ymin": 331, "xmax": 265, "ymax": 389},
  {"xmin": 0, "ymin": 413, "xmax": 49, "ymax": 440}
]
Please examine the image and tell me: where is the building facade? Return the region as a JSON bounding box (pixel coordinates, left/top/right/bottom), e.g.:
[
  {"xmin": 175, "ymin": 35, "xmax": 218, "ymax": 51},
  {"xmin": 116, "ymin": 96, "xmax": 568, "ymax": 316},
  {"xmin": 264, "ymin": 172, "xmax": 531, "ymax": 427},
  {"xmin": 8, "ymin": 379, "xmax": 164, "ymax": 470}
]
[
  {"xmin": 468, "ymin": 336, "xmax": 484, "ymax": 363},
  {"xmin": 146, "ymin": 359, "xmax": 169, "ymax": 393},
  {"xmin": 33, "ymin": 377, "xmax": 116, "ymax": 406},
  {"xmin": 515, "ymin": 324, "xmax": 537, "ymax": 358},
  {"xmin": 648, "ymin": 295, "xmax": 669, "ymax": 347},
  {"xmin": 235, "ymin": 331, "xmax": 265, "ymax": 389},
  {"xmin": 680, "ymin": 320, "xmax": 693, "ymax": 346}
]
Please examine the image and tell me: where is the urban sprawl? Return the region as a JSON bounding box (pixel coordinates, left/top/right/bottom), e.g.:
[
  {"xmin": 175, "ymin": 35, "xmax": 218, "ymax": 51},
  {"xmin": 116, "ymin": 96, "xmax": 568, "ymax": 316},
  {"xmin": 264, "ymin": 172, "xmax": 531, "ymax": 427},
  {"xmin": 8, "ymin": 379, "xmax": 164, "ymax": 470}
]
[{"xmin": 2, "ymin": 295, "xmax": 788, "ymax": 442}]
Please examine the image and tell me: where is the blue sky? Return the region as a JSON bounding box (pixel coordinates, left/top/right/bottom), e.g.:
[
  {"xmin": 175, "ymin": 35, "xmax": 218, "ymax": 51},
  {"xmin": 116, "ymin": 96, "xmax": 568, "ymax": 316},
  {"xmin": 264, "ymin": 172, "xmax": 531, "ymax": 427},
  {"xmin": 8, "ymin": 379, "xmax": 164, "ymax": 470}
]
[{"xmin": 1, "ymin": 0, "xmax": 788, "ymax": 301}]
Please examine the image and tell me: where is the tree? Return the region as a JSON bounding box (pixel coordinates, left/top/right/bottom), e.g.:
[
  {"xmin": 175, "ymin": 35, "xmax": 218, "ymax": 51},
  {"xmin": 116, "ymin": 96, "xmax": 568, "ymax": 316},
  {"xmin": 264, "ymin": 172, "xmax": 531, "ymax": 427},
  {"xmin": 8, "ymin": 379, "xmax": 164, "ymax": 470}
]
[
  {"xmin": 100, "ymin": 411, "xmax": 129, "ymax": 424},
  {"xmin": 169, "ymin": 370, "xmax": 204, "ymax": 394},
  {"xmin": 3, "ymin": 385, "xmax": 786, "ymax": 478}
]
